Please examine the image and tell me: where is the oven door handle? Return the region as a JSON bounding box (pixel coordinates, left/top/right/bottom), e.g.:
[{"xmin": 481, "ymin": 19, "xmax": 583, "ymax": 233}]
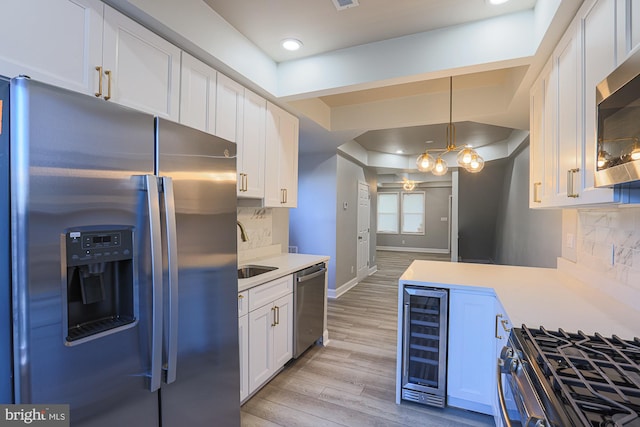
[{"xmin": 497, "ymin": 358, "xmax": 513, "ymax": 427}]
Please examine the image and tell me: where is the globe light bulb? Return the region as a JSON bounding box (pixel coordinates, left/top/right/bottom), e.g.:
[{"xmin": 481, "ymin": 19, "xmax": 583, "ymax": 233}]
[
  {"xmin": 432, "ymin": 158, "xmax": 448, "ymax": 176},
  {"xmin": 416, "ymin": 153, "xmax": 435, "ymax": 172},
  {"xmin": 631, "ymin": 148, "xmax": 640, "ymax": 161}
]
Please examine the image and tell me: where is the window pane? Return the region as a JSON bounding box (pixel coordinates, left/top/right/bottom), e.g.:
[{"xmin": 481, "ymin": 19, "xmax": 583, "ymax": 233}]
[
  {"xmin": 402, "ymin": 192, "xmax": 424, "ymax": 234},
  {"xmin": 377, "ymin": 193, "xmax": 398, "ymax": 233}
]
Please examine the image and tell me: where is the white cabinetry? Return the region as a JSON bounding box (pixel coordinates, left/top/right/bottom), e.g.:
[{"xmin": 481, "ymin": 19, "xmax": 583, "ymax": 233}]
[
  {"xmin": 179, "ymin": 52, "xmax": 217, "ymax": 134},
  {"xmin": 238, "ymin": 90, "xmax": 266, "ymax": 198},
  {"xmin": 265, "ymin": 103, "xmax": 299, "ymax": 208},
  {"xmin": 215, "ymin": 73, "xmax": 244, "ymax": 143},
  {"xmin": 0, "ymin": 0, "xmax": 104, "ymax": 95},
  {"xmin": 529, "ymin": 60, "xmax": 551, "ymax": 207},
  {"xmin": 247, "ymin": 275, "xmax": 293, "ymax": 395},
  {"xmin": 530, "ymin": 0, "xmax": 621, "ymax": 207},
  {"xmin": 238, "ymin": 291, "xmax": 249, "ymax": 402},
  {"xmin": 0, "ymin": 1, "xmax": 180, "ymax": 121},
  {"xmin": 102, "ymin": 7, "xmax": 180, "ymax": 120},
  {"xmin": 447, "ymin": 289, "xmax": 497, "ymax": 415}
]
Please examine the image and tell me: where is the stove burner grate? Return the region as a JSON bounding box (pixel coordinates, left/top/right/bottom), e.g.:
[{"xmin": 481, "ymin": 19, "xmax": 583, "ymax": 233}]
[{"xmin": 521, "ymin": 326, "xmax": 640, "ymax": 426}]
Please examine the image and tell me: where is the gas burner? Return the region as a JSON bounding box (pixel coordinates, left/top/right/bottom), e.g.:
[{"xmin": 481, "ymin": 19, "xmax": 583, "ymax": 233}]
[{"xmin": 513, "ymin": 326, "xmax": 640, "ymax": 426}]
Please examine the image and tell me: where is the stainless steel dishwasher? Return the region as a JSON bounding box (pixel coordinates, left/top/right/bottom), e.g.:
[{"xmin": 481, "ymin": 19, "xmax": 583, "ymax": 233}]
[{"xmin": 293, "ymin": 262, "xmax": 327, "ymax": 358}]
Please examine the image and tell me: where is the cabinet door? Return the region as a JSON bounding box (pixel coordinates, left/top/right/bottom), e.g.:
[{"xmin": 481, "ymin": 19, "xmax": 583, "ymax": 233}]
[
  {"xmin": 265, "ymin": 102, "xmax": 299, "ymax": 207},
  {"xmin": 279, "ymin": 111, "xmax": 299, "ymax": 208},
  {"xmin": 579, "ymin": 0, "xmax": 616, "ymax": 203},
  {"xmin": 554, "ymin": 24, "xmax": 580, "ymax": 202},
  {"xmin": 239, "ymin": 314, "xmax": 249, "ymax": 402},
  {"xmin": 529, "ymin": 61, "xmax": 551, "ymax": 208},
  {"xmin": 248, "ymin": 303, "xmax": 274, "ymax": 393},
  {"xmin": 447, "ymin": 290, "xmax": 495, "ymax": 415},
  {"xmin": 179, "ymin": 52, "xmax": 217, "ymax": 134},
  {"xmin": 272, "ymin": 294, "xmax": 293, "ymax": 369},
  {"xmin": 102, "ymin": 6, "xmax": 180, "ymax": 120},
  {"xmin": 215, "ymin": 73, "xmax": 244, "ymax": 143},
  {"xmin": 0, "ymin": 0, "xmax": 103, "ymax": 96},
  {"xmin": 239, "ymin": 89, "xmax": 266, "ymax": 198}
]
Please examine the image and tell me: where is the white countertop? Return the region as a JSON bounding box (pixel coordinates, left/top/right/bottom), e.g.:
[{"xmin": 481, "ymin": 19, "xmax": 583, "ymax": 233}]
[
  {"xmin": 237, "ymin": 253, "xmax": 330, "ymax": 292},
  {"xmin": 400, "ymin": 260, "xmax": 640, "ymax": 339}
]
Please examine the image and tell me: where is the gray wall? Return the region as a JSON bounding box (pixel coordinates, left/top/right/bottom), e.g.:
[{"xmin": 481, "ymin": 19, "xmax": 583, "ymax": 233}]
[
  {"xmin": 289, "ymin": 153, "xmax": 338, "ymax": 290},
  {"xmin": 335, "ymin": 155, "xmax": 366, "ymax": 288},
  {"xmin": 377, "ymin": 186, "xmax": 451, "ymax": 251},
  {"xmin": 458, "ymin": 160, "xmax": 508, "ymax": 262},
  {"xmin": 495, "ymin": 143, "xmax": 562, "ymax": 267},
  {"xmin": 290, "ymin": 152, "xmax": 378, "ymax": 293}
]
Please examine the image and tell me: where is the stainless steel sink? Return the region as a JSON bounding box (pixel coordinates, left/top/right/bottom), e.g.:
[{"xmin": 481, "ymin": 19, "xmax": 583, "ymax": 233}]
[{"xmin": 237, "ymin": 265, "xmax": 277, "ymax": 279}]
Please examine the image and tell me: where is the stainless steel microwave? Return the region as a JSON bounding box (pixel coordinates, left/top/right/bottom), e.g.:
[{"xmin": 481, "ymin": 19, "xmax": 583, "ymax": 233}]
[{"xmin": 595, "ymin": 46, "xmax": 640, "ymax": 187}]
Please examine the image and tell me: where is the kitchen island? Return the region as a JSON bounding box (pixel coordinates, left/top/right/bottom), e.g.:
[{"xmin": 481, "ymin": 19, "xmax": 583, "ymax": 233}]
[{"xmin": 396, "ymin": 260, "xmax": 640, "ymax": 422}]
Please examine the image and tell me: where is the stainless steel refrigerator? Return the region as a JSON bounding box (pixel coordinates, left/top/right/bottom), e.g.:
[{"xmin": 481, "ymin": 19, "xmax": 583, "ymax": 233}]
[{"xmin": 0, "ymin": 76, "xmax": 240, "ymax": 426}]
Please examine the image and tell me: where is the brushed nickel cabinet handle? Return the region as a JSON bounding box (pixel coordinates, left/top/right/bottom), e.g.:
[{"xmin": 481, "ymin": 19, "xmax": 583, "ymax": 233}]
[
  {"xmin": 95, "ymin": 66, "xmax": 103, "ymax": 98},
  {"xmin": 567, "ymin": 168, "xmax": 580, "ymax": 198},
  {"xmin": 495, "ymin": 314, "xmax": 504, "ymax": 339},
  {"xmin": 501, "ymin": 319, "xmax": 511, "ymax": 333},
  {"xmin": 271, "ymin": 307, "xmax": 276, "ymax": 327},
  {"xmin": 275, "ymin": 305, "xmax": 280, "ymax": 325},
  {"xmin": 104, "ymin": 70, "xmax": 112, "ymax": 100},
  {"xmin": 238, "ymin": 294, "xmax": 244, "ymax": 299}
]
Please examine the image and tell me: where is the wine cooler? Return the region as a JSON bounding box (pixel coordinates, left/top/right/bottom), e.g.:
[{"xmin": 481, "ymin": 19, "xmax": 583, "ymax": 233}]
[{"xmin": 401, "ymin": 286, "xmax": 448, "ymax": 407}]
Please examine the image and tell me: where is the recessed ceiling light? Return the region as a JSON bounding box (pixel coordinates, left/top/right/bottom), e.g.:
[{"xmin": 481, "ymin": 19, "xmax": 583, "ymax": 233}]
[
  {"xmin": 487, "ymin": 0, "xmax": 510, "ymax": 4},
  {"xmin": 282, "ymin": 39, "xmax": 303, "ymax": 51},
  {"xmin": 396, "ymin": 150, "xmax": 404, "ymax": 154}
]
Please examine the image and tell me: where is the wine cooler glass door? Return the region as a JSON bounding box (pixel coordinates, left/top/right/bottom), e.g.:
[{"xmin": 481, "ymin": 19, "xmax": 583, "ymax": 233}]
[{"xmin": 402, "ymin": 287, "xmax": 448, "ymax": 407}]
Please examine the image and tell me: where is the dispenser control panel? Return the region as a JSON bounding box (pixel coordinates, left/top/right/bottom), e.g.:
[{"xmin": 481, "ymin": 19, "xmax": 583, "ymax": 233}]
[{"xmin": 66, "ymin": 227, "xmax": 133, "ymax": 266}]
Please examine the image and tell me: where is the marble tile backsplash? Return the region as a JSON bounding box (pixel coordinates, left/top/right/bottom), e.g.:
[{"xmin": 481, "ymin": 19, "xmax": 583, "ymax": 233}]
[
  {"xmin": 576, "ymin": 208, "xmax": 640, "ymax": 292},
  {"xmin": 237, "ymin": 207, "xmax": 272, "ymax": 252}
]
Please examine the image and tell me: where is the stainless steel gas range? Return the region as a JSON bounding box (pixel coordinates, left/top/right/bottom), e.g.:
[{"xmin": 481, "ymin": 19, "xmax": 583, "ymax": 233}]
[{"xmin": 498, "ymin": 325, "xmax": 640, "ymax": 427}]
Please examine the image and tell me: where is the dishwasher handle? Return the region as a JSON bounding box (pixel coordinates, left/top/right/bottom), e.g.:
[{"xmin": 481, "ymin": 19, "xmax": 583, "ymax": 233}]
[{"xmin": 296, "ymin": 267, "xmax": 327, "ymax": 283}]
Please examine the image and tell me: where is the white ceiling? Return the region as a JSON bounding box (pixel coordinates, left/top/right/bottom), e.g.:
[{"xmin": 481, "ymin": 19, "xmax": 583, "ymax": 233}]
[
  {"xmin": 203, "ymin": 0, "xmax": 537, "ymax": 63},
  {"xmin": 200, "ymin": 0, "xmax": 583, "ymax": 172}
]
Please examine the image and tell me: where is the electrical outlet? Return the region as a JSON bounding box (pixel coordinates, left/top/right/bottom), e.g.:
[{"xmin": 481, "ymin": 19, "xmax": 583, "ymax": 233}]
[{"xmin": 566, "ymin": 233, "xmax": 575, "ymax": 249}]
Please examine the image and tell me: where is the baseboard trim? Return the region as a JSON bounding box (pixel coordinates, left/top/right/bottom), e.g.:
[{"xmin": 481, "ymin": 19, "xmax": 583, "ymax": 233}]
[
  {"xmin": 328, "ymin": 277, "xmax": 359, "ymax": 299},
  {"xmin": 376, "ymin": 246, "xmax": 449, "ymax": 254},
  {"xmin": 368, "ymin": 265, "xmax": 377, "ymax": 275}
]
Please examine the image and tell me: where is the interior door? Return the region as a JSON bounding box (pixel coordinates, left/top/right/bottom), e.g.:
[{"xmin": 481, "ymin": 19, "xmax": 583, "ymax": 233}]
[{"xmin": 357, "ymin": 181, "xmax": 370, "ymax": 281}]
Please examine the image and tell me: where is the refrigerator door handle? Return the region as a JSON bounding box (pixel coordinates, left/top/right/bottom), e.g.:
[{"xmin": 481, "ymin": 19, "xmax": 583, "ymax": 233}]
[
  {"xmin": 162, "ymin": 176, "xmax": 179, "ymax": 384},
  {"xmin": 144, "ymin": 175, "xmax": 164, "ymax": 392}
]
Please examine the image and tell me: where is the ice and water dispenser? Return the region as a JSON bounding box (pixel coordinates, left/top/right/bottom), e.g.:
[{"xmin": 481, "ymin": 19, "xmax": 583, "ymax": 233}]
[{"xmin": 64, "ymin": 226, "xmax": 137, "ymax": 344}]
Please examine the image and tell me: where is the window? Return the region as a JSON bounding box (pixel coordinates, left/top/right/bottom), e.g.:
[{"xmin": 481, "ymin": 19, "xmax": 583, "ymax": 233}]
[
  {"xmin": 377, "ymin": 193, "xmax": 398, "ymax": 233},
  {"xmin": 401, "ymin": 192, "xmax": 425, "ymax": 234}
]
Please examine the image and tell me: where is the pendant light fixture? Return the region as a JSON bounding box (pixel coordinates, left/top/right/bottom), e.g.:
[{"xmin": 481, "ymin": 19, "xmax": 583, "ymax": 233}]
[{"xmin": 416, "ymin": 77, "xmax": 485, "ymax": 174}]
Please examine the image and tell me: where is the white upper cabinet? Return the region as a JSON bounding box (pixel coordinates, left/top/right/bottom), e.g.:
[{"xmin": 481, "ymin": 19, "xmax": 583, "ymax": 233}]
[
  {"xmin": 553, "ymin": 22, "xmax": 580, "ymax": 203},
  {"xmin": 0, "ymin": 1, "xmax": 180, "ymax": 121},
  {"xmin": 0, "ymin": 0, "xmax": 104, "ymax": 95},
  {"xmin": 179, "ymin": 52, "xmax": 217, "ymax": 133},
  {"xmin": 102, "ymin": 6, "xmax": 180, "ymax": 121},
  {"xmin": 529, "ymin": 60, "xmax": 551, "ymax": 207},
  {"xmin": 577, "ymin": 0, "xmax": 616, "ymax": 204},
  {"xmin": 265, "ymin": 102, "xmax": 299, "ymax": 208},
  {"xmin": 215, "ymin": 73, "xmax": 244, "ymax": 143},
  {"xmin": 238, "ymin": 90, "xmax": 266, "ymax": 198},
  {"xmin": 530, "ymin": 0, "xmax": 624, "ymax": 207}
]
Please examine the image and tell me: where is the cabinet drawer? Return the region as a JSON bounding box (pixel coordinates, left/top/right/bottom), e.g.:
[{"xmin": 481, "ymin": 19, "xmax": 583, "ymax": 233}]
[
  {"xmin": 249, "ymin": 275, "xmax": 293, "ymax": 311},
  {"xmin": 238, "ymin": 291, "xmax": 249, "ymax": 317}
]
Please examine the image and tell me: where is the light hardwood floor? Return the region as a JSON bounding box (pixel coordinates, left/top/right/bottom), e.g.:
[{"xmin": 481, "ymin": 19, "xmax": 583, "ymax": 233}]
[{"xmin": 240, "ymin": 251, "xmax": 495, "ymax": 427}]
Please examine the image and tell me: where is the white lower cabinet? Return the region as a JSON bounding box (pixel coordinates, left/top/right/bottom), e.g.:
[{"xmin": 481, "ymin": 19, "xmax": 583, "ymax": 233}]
[
  {"xmin": 238, "ymin": 291, "xmax": 249, "ymax": 402},
  {"xmin": 448, "ymin": 289, "xmax": 512, "ymax": 418},
  {"xmin": 245, "ymin": 275, "xmax": 293, "ymax": 399}
]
